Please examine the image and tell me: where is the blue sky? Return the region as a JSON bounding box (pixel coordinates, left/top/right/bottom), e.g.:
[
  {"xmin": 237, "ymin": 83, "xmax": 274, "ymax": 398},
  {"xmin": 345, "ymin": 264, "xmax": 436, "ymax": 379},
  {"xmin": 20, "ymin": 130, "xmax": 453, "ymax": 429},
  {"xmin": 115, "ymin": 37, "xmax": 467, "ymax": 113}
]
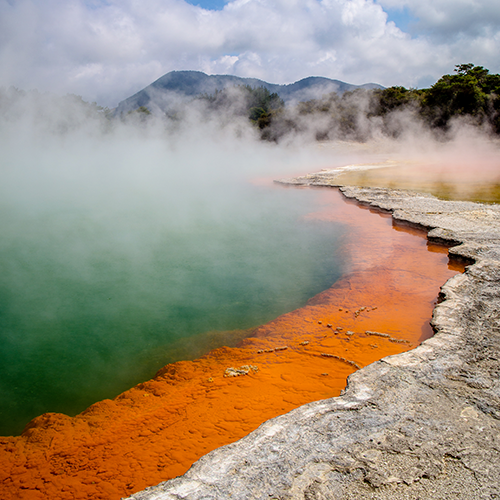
[
  {"xmin": 383, "ymin": 6, "xmax": 415, "ymax": 33},
  {"xmin": 185, "ymin": 0, "xmax": 227, "ymax": 9},
  {"xmin": 0, "ymin": 0, "xmax": 499, "ymax": 106},
  {"xmin": 186, "ymin": 0, "xmax": 418, "ymax": 29},
  {"xmin": 185, "ymin": 0, "xmax": 418, "ymax": 32}
]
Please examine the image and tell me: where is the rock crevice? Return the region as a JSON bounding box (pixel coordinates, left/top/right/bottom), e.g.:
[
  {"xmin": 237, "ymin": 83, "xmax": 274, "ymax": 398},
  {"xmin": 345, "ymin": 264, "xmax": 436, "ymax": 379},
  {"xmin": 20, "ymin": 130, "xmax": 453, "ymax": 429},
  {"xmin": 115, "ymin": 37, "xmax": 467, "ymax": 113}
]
[{"xmin": 127, "ymin": 183, "xmax": 500, "ymax": 500}]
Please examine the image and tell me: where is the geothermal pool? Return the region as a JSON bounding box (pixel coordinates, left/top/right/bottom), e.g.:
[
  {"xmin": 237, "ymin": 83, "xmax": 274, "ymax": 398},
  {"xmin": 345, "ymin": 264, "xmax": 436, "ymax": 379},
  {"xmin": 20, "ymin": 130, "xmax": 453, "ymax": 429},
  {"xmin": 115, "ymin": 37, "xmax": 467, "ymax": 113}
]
[
  {"xmin": 0, "ymin": 183, "xmax": 464, "ymax": 500},
  {"xmin": 0, "ymin": 179, "xmax": 348, "ymax": 436}
]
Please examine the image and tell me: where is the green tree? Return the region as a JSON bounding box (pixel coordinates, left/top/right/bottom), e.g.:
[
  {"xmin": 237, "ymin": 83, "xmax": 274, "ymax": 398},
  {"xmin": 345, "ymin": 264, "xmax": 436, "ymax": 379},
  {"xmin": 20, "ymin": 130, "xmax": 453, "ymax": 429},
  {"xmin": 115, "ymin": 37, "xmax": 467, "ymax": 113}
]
[
  {"xmin": 244, "ymin": 85, "xmax": 284, "ymax": 127},
  {"xmin": 370, "ymin": 86, "xmax": 422, "ymax": 116},
  {"xmin": 198, "ymin": 85, "xmax": 284, "ymax": 130},
  {"xmin": 421, "ymin": 64, "xmax": 492, "ymax": 128}
]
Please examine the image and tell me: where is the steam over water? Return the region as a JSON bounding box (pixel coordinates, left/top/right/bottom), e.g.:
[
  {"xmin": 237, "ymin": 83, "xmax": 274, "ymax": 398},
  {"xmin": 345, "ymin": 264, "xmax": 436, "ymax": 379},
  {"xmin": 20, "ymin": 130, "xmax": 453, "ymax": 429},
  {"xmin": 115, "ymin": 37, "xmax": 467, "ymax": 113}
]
[{"xmin": 0, "ymin": 120, "xmax": 349, "ymax": 436}]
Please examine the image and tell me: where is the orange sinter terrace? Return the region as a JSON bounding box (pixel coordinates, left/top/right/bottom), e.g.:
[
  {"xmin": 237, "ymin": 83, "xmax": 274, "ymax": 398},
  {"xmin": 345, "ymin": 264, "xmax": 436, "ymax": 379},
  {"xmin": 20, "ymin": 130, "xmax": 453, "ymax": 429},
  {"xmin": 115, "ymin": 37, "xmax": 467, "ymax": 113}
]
[{"xmin": 0, "ymin": 185, "xmax": 465, "ymax": 500}]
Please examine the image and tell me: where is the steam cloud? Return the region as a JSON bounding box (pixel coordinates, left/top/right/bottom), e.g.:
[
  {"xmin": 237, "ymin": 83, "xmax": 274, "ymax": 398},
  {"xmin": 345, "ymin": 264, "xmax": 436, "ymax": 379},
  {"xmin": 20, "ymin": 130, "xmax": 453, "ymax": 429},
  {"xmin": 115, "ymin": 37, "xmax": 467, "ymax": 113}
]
[
  {"xmin": 1, "ymin": 85, "xmax": 499, "ymax": 436},
  {"xmin": 0, "ymin": 88, "xmax": 351, "ymax": 435}
]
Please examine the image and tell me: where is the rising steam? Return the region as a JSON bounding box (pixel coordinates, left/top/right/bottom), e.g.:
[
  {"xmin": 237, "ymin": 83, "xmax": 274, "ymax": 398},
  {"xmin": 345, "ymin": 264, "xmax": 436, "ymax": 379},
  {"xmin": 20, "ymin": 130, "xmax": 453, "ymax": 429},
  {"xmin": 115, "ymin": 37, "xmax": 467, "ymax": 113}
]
[
  {"xmin": 0, "ymin": 88, "xmax": 352, "ymax": 436},
  {"xmin": 1, "ymin": 83, "xmax": 499, "ymax": 436}
]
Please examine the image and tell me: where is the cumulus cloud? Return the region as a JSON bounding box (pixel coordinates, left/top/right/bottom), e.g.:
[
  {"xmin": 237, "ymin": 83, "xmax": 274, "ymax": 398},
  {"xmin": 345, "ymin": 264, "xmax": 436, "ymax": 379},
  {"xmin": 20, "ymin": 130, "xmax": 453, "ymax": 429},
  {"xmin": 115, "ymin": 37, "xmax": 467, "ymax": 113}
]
[
  {"xmin": 377, "ymin": 0, "xmax": 500, "ymax": 39},
  {"xmin": 0, "ymin": 0, "xmax": 499, "ymax": 107}
]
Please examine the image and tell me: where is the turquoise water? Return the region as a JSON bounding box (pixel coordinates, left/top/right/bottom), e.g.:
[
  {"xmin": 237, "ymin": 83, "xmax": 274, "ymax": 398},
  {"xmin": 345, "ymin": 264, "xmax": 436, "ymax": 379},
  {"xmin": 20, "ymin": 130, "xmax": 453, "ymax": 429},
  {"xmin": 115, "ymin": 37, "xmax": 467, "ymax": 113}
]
[{"xmin": 0, "ymin": 161, "xmax": 348, "ymax": 435}]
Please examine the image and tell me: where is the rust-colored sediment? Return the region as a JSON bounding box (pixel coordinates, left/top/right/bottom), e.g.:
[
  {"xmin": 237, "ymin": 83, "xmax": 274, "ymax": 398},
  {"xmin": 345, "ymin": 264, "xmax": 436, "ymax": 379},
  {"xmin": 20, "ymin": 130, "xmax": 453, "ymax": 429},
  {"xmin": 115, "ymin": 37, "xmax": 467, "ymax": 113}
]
[{"xmin": 0, "ymin": 187, "xmax": 464, "ymax": 500}]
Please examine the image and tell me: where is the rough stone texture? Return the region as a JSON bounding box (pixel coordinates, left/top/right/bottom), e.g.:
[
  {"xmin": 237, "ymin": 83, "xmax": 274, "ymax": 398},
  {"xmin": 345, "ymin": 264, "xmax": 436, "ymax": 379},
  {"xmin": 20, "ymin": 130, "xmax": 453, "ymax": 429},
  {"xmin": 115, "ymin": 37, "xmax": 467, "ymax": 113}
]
[{"xmin": 126, "ymin": 179, "xmax": 500, "ymax": 500}]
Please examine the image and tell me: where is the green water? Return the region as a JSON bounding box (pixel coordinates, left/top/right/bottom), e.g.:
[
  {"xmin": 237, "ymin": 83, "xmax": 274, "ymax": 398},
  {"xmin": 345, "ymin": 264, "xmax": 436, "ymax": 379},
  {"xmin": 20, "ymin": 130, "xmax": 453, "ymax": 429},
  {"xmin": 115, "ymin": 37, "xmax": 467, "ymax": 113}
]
[{"xmin": 0, "ymin": 177, "xmax": 347, "ymax": 436}]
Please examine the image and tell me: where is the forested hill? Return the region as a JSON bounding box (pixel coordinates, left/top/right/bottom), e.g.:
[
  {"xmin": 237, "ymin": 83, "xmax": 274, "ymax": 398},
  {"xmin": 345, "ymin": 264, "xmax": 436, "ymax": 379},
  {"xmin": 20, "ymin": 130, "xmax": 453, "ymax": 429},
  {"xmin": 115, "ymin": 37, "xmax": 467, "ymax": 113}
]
[{"xmin": 114, "ymin": 71, "xmax": 383, "ymax": 116}]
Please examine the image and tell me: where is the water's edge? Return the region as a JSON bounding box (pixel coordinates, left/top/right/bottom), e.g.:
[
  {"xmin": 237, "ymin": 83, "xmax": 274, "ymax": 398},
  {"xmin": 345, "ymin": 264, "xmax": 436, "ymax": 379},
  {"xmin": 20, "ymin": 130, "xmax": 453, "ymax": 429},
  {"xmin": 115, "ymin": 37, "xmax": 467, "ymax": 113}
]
[{"xmin": 128, "ymin": 181, "xmax": 500, "ymax": 499}]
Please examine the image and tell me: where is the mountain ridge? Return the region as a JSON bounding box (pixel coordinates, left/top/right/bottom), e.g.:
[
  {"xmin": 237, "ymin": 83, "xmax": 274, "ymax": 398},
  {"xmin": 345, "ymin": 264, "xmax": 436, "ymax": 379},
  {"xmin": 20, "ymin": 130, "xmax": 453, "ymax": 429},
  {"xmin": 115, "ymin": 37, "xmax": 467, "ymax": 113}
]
[{"xmin": 114, "ymin": 70, "xmax": 383, "ymax": 115}]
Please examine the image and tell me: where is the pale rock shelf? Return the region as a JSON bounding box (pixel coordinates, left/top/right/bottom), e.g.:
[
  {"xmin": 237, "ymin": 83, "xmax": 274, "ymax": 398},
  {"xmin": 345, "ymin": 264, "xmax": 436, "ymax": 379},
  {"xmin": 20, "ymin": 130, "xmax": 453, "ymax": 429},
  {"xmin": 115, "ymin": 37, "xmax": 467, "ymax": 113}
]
[{"xmin": 127, "ymin": 177, "xmax": 500, "ymax": 500}]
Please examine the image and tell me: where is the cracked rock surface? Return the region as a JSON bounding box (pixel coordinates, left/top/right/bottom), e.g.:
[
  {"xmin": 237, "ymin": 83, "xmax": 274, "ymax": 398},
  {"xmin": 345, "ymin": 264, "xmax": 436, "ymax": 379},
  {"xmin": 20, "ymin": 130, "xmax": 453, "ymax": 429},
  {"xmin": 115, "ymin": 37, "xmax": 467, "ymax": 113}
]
[{"xmin": 126, "ymin": 180, "xmax": 500, "ymax": 500}]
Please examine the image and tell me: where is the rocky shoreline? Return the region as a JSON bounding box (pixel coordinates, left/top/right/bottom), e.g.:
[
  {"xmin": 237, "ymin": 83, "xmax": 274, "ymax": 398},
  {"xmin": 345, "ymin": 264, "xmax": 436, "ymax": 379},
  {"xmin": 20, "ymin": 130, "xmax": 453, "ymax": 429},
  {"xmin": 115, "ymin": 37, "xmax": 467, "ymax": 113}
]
[{"xmin": 127, "ymin": 176, "xmax": 500, "ymax": 500}]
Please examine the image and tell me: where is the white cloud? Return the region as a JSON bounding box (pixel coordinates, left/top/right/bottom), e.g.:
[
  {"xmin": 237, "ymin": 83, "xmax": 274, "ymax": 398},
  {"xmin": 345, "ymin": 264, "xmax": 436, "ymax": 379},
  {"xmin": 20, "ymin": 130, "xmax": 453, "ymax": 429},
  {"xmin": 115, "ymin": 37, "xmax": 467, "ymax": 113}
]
[
  {"xmin": 376, "ymin": 0, "xmax": 500, "ymax": 39},
  {"xmin": 0, "ymin": 0, "xmax": 499, "ymax": 107}
]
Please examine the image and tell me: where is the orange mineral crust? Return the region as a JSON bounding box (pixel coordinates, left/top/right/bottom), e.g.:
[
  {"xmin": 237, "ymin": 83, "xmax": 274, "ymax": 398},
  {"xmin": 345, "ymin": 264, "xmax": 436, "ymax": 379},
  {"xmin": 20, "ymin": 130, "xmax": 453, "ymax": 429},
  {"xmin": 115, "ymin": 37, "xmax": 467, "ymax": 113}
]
[{"xmin": 0, "ymin": 187, "xmax": 464, "ymax": 500}]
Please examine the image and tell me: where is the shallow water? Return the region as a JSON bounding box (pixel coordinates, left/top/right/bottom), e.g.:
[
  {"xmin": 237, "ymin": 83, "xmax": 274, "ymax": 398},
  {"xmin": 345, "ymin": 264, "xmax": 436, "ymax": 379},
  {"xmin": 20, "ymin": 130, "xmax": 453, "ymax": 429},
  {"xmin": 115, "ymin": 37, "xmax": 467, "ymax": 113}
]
[
  {"xmin": 0, "ymin": 178, "xmax": 348, "ymax": 436},
  {"xmin": 336, "ymin": 164, "xmax": 500, "ymax": 203}
]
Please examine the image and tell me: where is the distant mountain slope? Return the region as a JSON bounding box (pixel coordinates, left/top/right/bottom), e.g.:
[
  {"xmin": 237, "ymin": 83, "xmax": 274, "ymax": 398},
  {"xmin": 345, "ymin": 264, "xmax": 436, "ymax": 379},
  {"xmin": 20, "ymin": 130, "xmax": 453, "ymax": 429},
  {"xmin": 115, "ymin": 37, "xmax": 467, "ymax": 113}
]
[{"xmin": 114, "ymin": 71, "xmax": 383, "ymax": 115}]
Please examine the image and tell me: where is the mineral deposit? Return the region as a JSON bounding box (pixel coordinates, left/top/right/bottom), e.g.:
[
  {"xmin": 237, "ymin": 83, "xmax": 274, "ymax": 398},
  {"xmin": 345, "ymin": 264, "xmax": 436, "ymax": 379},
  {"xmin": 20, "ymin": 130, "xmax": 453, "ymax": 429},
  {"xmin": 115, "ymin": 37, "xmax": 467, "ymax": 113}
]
[{"xmin": 127, "ymin": 179, "xmax": 500, "ymax": 500}]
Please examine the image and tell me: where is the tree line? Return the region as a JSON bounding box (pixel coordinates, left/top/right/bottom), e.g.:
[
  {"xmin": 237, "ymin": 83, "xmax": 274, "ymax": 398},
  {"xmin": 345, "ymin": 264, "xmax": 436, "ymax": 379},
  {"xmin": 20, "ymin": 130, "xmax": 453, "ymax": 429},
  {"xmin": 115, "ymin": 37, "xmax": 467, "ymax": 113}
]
[
  {"xmin": 198, "ymin": 84, "xmax": 284, "ymax": 129},
  {"xmin": 229, "ymin": 64, "xmax": 500, "ymax": 141},
  {"xmin": 374, "ymin": 64, "xmax": 500, "ymax": 133},
  {"xmin": 2, "ymin": 64, "xmax": 499, "ymax": 141}
]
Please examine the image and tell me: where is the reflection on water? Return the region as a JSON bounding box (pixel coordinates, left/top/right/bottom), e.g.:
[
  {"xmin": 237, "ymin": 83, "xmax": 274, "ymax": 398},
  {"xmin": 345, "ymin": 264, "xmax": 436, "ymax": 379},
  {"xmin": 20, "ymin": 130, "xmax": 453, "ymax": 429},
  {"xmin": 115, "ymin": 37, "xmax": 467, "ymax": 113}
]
[{"xmin": 336, "ymin": 165, "xmax": 500, "ymax": 203}]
